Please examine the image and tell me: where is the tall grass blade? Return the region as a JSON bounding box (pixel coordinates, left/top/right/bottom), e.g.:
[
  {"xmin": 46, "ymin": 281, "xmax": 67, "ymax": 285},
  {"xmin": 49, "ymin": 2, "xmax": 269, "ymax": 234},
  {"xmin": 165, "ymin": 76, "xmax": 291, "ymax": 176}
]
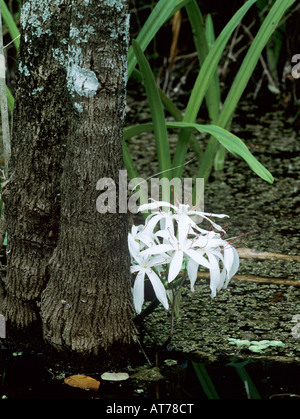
[
  {"xmin": 130, "ymin": 68, "xmax": 203, "ymax": 161},
  {"xmin": 191, "ymin": 361, "xmax": 220, "ymax": 399},
  {"xmin": 132, "ymin": 39, "xmax": 172, "ymax": 203},
  {"xmin": 127, "ymin": 0, "xmax": 190, "ymax": 79},
  {"xmin": 235, "ymin": 365, "xmax": 262, "ymax": 399},
  {"xmin": 172, "ymin": 0, "xmax": 257, "ymax": 178},
  {"xmin": 185, "ymin": 4, "xmax": 224, "ymax": 168},
  {"xmin": 204, "ymin": 14, "xmax": 221, "ymax": 121},
  {"xmin": 166, "ymin": 121, "xmax": 273, "ymax": 183},
  {"xmin": 205, "ymin": 13, "xmax": 225, "ymax": 170},
  {"xmin": 184, "ymin": 3, "xmax": 219, "ymax": 163},
  {"xmin": 227, "ymin": 360, "xmax": 261, "ymax": 399},
  {"xmin": 5, "ymin": 85, "xmax": 14, "ymax": 111},
  {"xmin": 0, "ymin": 2, "xmax": 11, "ymax": 177},
  {"xmin": 197, "ymin": 0, "xmax": 296, "ymax": 182},
  {"xmin": 124, "ymin": 121, "xmax": 274, "ymax": 184},
  {"xmin": 122, "ymin": 141, "xmax": 148, "ymax": 210},
  {"xmin": 132, "ymin": 40, "xmax": 172, "ymax": 178},
  {"xmin": 0, "ymin": 0, "xmax": 20, "ymax": 50}
]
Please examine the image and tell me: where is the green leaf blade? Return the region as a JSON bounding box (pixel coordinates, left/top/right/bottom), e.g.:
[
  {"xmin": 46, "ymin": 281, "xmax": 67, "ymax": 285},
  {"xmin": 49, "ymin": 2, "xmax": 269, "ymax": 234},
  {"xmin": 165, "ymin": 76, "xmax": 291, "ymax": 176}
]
[
  {"xmin": 127, "ymin": 0, "xmax": 189, "ymax": 79},
  {"xmin": 1, "ymin": 0, "xmax": 20, "ymax": 50},
  {"xmin": 166, "ymin": 121, "xmax": 274, "ymax": 183},
  {"xmin": 132, "ymin": 40, "xmax": 172, "ymax": 182},
  {"xmin": 173, "ymin": 0, "xmax": 257, "ymax": 177}
]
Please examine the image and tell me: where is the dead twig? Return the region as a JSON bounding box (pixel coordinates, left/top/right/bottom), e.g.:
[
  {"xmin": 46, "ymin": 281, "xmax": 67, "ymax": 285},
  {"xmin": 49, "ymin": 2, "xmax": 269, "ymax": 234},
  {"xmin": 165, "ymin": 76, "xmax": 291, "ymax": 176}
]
[
  {"xmin": 197, "ymin": 272, "xmax": 300, "ymax": 287},
  {"xmin": 237, "ymin": 247, "xmax": 300, "ymax": 262}
]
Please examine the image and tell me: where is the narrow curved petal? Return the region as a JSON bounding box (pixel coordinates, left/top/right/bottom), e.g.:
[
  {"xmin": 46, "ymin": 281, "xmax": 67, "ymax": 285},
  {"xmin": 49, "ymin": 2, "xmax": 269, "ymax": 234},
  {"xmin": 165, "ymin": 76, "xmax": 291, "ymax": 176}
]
[
  {"xmin": 201, "ymin": 212, "xmax": 229, "ymax": 218},
  {"xmin": 223, "ymin": 246, "xmax": 239, "ymax": 287},
  {"xmin": 142, "ymin": 213, "xmax": 164, "ymax": 235},
  {"xmin": 207, "ymin": 253, "xmax": 221, "ymax": 297},
  {"xmin": 141, "ymin": 243, "xmax": 174, "ymax": 257},
  {"xmin": 168, "ymin": 250, "xmax": 183, "ymax": 282},
  {"xmin": 230, "ymin": 247, "xmax": 239, "ymax": 277},
  {"xmin": 138, "ymin": 200, "xmax": 175, "ymax": 212},
  {"xmin": 187, "ymin": 258, "xmax": 199, "ymax": 291},
  {"xmin": 209, "ymin": 269, "xmax": 220, "ymax": 298},
  {"xmin": 159, "ymin": 212, "xmax": 174, "ymax": 233},
  {"xmin": 133, "ymin": 272, "xmax": 145, "ymax": 314},
  {"xmin": 147, "ymin": 268, "xmax": 169, "ymax": 310},
  {"xmin": 130, "ymin": 264, "xmax": 142, "ymax": 274},
  {"xmin": 128, "ymin": 233, "xmax": 141, "ymax": 258},
  {"xmin": 177, "ymin": 215, "xmax": 191, "ymax": 243},
  {"xmin": 150, "ymin": 254, "xmax": 171, "ymax": 267},
  {"xmin": 185, "ymin": 248, "xmax": 211, "ymax": 269},
  {"xmin": 155, "ymin": 229, "xmax": 175, "ymax": 242},
  {"xmin": 218, "ymin": 267, "xmax": 227, "ymax": 291}
]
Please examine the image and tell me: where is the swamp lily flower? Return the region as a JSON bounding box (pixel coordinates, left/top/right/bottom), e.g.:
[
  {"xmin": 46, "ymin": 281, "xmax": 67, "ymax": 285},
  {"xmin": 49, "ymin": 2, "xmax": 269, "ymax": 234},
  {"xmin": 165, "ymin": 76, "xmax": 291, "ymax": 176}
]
[
  {"xmin": 140, "ymin": 222, "xmax": 211, "ymax": 283},
  {"xmin": 130, "ymin": 252, "xmax": 169, "ymax": 314},
  {"xmin": 138, "ymin": 200, "xmax": 229, "ymax": 235},
  {"xmin": 188, "ymin": 231, "xmax": 239, "ymax": 296},
  {"xmin": 128, "ymin": 200, "xmax": 240, "ymax": 313}
]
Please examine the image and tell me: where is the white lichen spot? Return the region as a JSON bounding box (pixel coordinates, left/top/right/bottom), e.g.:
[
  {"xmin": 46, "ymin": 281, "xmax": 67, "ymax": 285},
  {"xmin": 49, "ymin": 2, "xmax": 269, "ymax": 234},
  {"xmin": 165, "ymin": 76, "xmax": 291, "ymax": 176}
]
[
  {"xmin": 20, "ymin": 0, "xmax": 60, "ymax": 37},
  {"xmin": 69, "ymin": 24, "xmax": 80, "ymax": 40},
  {"xmin": 31, "ymin": 86, "xmax": 45, "ymax": 96},
  {"xmin": 18, "ymin": 62, "xmax": 30, "ymax": 77},
  {"xmin": 68, "ymin": 45, "xmax": 83, "ymax": 68},
  {"xmin": 102, "ymin": 0, "xmax": 125, "ymax": 12},
  {"xmin": 52, "ymin": 47, "xmax": 65, "ymax": 66},
  {"xmin": 74, "ymin": 102, "xmax": 83, "ymax": 113},
  {"xmin": 70, "ymin": 23, "xmax": 96, "ymax": 44},
  {"xmin": 50, "ymin": 7, "xmax": 100, "ymax": 105},
  {"xmin": 69, "ymin": 64, "xmax": 99, "ymax": 98}
]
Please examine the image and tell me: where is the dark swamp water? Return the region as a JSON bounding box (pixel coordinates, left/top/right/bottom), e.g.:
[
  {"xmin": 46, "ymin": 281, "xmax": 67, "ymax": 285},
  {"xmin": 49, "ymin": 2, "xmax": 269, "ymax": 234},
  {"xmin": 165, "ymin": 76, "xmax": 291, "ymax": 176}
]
[{"xmin": 0, "ymin": 103, "xmax": 299, "ymax": 401}]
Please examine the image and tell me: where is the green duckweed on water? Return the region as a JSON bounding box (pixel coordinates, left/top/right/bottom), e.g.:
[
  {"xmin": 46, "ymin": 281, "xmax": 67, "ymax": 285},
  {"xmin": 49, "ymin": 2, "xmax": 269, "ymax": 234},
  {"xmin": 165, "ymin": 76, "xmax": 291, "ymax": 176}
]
[{"xmin": 228, "ymin": 338, "xmax": 285, "ymax": 353}]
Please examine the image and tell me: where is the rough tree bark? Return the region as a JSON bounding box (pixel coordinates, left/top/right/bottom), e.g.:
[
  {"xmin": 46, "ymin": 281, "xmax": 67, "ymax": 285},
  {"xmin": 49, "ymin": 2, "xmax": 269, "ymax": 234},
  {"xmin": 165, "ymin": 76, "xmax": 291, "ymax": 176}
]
[
  {"xmin": 41, "ymin": 0, "xmax": 136, "ymax": 365},
  {"xmin": 1, "ymin": 0, "xmax": 136, "ymax": 368},
  {"xmin": 1, "ymin": 0, "xmax": 69, "ymax": 337}
]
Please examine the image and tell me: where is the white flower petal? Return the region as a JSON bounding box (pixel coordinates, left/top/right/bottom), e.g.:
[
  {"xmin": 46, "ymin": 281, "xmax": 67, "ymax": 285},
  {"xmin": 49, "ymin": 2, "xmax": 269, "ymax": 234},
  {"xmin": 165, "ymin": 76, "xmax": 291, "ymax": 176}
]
[
  {"xmin": 223, "ymin": 246, "xmax": 239, "ymax": 287},
  {"xmin": 142, "ymin": 213, "xmax": 164, "ymax": 235},
  {"xmin": 218, "ymin": 267, "xmax": 227, "ymax": 291},
  {"xmin": 150, "ymin": 254, "xmax": 170, "ymax": 266},
  {"xmin": 201, "ymin": 212, "xmax": 229, "ymax": 219},
  {"xmin": 147, "ymin": 268, "xmax": 169, "ymax": 310},
  {"xmin": 207, "ymin": 253, "xmax": 221, "ymax": 296},
  {"xmin": 130, "ymin": 202, "xmax": 239, "ymax": 308},
  {"xmin": 187, "ymin": 258, "xmax": 199, "ymax": 291},
  {"xmin": 209, "ymin": 267, "xmax": 220, "ymax": 298},
  {"xmin": 168, "ymin": 250, "xmax": 183, "ymax": 282},
  {"xmin": 155, "ymin": 229, "xmax": 174, "ymax": 241},
  {"xmin": 140, "ymin": 243, "xmax": 174, "ymax": 257},
  {"xmin": 128, "ymin": 233, "xmax": 141, "ymax": 257},
  {"xmin": 130, "ymin": 264, "xmax": 141, "ymax": 273},
  {"xmin": 133, "ymin": 272, "xmax": 145, "ymax": 314},
  {"xmin": 177, "ymin": 215, "xmax": 191, "ymax": 242},
  {"xmin": 138, "ymin": 200, "xmax": 175, "ymax": 212},
  {"xmin": 185, "ymin": 248, "xmax": 211, "ymax": 270}
]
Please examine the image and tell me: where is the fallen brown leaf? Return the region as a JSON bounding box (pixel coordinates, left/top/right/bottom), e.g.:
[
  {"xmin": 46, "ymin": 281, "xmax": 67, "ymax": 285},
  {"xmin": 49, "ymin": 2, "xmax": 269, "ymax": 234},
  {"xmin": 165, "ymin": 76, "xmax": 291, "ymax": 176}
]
[{"xmin": 64, "ymin": 374, "xmax": 100, "ymax": 391}]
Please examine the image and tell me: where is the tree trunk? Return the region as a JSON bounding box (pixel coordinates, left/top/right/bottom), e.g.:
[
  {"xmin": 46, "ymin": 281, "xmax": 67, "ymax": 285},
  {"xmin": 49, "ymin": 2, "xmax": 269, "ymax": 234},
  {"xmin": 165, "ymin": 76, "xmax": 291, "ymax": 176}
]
[
  {"xmin": 1, "ymin": 0, "xmax": 69, "ymax": 341},
  {"xmin": 1, "ymin": 0, "xmax": 136, "ymax": 368}
]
